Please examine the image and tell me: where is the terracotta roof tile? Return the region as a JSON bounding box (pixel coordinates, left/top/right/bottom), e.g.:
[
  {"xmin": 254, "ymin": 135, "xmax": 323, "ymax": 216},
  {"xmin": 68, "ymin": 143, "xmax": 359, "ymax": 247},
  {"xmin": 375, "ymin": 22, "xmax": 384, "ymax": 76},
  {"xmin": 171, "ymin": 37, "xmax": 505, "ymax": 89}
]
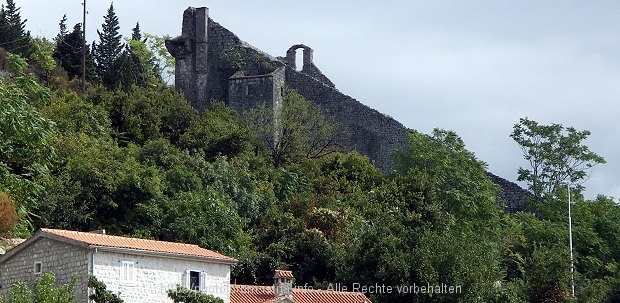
[
  {"xmin": 231, "ymin": 285, "xmax": 372, "ymax": 303},
  {"xmin": 41, "ymin": 228, "xmax": 236, "ymax": 262}
]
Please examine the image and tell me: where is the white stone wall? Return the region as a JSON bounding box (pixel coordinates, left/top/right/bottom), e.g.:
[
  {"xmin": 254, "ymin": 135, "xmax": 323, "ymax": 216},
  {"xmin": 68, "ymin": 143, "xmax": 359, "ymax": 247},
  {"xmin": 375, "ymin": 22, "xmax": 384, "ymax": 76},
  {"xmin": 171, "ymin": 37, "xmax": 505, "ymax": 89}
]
[{"xmin": 93, "ymin": 250, "xmax": 231, "ymax": 303}]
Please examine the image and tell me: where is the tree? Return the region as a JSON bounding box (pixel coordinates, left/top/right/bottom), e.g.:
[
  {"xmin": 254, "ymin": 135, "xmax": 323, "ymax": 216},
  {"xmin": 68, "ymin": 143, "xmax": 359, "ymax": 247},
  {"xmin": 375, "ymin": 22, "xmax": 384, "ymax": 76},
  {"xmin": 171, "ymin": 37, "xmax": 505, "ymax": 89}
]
[
  {"xmin": 0, "ymin": 54, "xmax": 55, "ymax": 213},
  {"xmin": 179, "ymin": 102, "xmax": 253, "ymax": 160},
  {"xmin": 0, "ymin": 192, "xmax": 19, "ymax": 237},
  {"xmin": 87, "ymin": 86, "xmax": 196, "ymax": 144},
  {"xmin": 88, "ymin": 276, "xmax": 123, "ymax": 303},
  {"xmin": 142, "ymin": 33, "xmax": 175, "ymax": 83},
  {"xmin": 41, "ymin": 90, "xmax": 112, "ymax": 138},
  {"xmin": 151, "ymin": 190, "xmax": 246, "ymax": 255},
  {"xmin": 246, "ymin": 87, "xmax": 344, "ymax": 167},
  {"xmin": 55, "ymin": 15, "xmax": 68, "ymax": 43},
  {"xmin": 34, "ymin": 135, "xmax": 160, "ymax": 234},
  {"xmin": 167, "ymin": 286, "xmax": 223, "ymax": 303},
  {"xmin": 33, "ymin": 272, "xmax": 77, "ymax": 303},
  {"xmin": 3, "ymin": 272, "xmax": 76, "ymax": 303},
  {"xmin": 93, "ymin": 3, "xmax": 123, "ymax": 88},
  {"xmin": 53, "ymin": 23, "xmax": 96, "ymax": 81},
  {"xmin": 113, "ymin": 38, "xmax": 164, "ymax": 90},
  {"xmin": 131, "ymin": 22, "xmax": 142, "ymax": 41},
  {"xmin": 393, "ymin": 129, "xmax": 501, "ymax": 227},
  {"xmin": 510, "ymin": 117, "xmax": 606, "ymax": 199},
  {"xmin": 29, "ymin": 37, "xmax": 57, "ymax": 80},
  {"xmin": 0, "ymin": 0, "xmax": 31, "ymax": 57},
  {"xmin": 336, "ymin": 129, "xmax": 503, "ymax": 303}
]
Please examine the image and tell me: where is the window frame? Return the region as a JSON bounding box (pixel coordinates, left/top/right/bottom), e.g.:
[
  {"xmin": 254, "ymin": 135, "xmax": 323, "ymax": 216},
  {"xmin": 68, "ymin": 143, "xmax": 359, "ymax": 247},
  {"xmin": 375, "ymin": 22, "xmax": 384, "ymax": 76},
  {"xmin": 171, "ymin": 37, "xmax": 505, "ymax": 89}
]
[
  {"xmin": 120, "ymin": 260, "xmax": 136, "ymax": 285},
  {"xmin": 33, "ymin": 261, "xmax": 43, "ymax": 275},
  {"xmin": 185, "ymin": 270, "xmax": 207, "ymax": 292}
]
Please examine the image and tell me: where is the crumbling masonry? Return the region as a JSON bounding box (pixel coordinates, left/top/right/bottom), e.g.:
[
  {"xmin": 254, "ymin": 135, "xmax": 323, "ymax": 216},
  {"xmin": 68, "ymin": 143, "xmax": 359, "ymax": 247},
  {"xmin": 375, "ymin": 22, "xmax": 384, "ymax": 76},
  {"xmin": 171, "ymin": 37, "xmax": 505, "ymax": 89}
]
[
  {"xmin": 165, "ymin": 7, "xmax": 530, "ymax": 212},
  {"xmin": 165, "ymin": 7, "xmax": 408, "ymax": 172}
]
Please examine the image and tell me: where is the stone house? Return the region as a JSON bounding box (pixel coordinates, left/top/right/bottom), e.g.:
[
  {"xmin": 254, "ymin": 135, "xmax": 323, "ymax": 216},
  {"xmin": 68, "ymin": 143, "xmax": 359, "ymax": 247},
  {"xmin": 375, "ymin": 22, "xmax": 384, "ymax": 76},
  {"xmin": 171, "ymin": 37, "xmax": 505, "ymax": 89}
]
[
  {"xmin": 0, "ymin": 228, "xmax": 237, "ymax": 303},
  {"xmin": 0, "ymin": 230, "xmax": 372, "ymax": 303}
]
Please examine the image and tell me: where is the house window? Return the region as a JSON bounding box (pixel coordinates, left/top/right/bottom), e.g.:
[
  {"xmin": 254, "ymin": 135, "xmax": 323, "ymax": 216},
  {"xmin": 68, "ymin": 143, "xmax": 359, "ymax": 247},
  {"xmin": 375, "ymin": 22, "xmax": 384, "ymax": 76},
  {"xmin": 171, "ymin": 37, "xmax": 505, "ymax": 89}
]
[
  {"xmin": 120, "ymin": 261, "xmax": 135, "ymax": 284},
  {"xmin": 33, "ymin": 262, "xmax": 42, "ymax": 274},
  {"xmin": 185, "ymin": 270, "xmax": 206, "ymax": 291}
]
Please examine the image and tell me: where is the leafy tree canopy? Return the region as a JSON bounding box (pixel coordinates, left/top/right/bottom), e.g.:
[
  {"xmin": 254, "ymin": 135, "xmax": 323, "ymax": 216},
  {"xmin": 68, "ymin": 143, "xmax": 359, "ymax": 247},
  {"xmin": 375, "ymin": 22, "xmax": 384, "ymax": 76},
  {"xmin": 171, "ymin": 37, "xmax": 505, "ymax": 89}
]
[
  {"xmin": 0, "ymin": 55, "xmax": 55, "ymax": 211},
  {"xmin": 246, "ymin": 87, "xmax": 344, "ymax": 167},
  {"xmin": 511, "ymin": 117, "xmax": 605, "ymax": 199}
]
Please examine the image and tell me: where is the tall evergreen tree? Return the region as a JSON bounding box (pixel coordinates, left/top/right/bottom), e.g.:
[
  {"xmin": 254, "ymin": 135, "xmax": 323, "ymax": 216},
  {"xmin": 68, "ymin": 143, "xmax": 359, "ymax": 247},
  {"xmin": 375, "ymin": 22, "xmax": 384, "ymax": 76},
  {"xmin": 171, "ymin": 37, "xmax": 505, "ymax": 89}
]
[
  {"xmin": 55, "ymin": 14, "xmax": 68, "ymax": 43},
  {"xmin": 53, "ymin": 23, "xmax": 96, "ymax": 81},
  {"xmin": 0, "ymin": 0, "xmax": 31, "ymax": 57},
  {"xmin": 112, "ymin": 48, "xmax": 143, "ymax": 90},
  {"xmin": 111, "ymin": 21, "xmax": 165, "ymax": 90},
  {"xmin": 131, "ymin": 22, "xmax": 142, "ymax": 41},
  {"xmin": 93, "ymin": 3, "xmax": 123, "ymax": 88}
]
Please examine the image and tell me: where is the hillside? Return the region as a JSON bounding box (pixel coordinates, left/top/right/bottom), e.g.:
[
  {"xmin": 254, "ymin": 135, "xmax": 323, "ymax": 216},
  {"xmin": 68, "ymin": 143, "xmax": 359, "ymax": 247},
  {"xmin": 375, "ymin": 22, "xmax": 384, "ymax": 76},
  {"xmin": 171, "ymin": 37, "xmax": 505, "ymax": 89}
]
[{"xmin": 2, "ymin": 2, "xmax": 620, "ymax": 302}]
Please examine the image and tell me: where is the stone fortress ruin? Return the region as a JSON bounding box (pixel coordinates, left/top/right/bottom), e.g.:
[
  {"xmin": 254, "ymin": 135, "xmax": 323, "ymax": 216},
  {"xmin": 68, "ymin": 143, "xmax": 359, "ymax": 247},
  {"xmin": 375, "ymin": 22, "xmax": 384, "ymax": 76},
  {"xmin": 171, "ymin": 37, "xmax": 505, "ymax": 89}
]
[
  {"xmin": 165, "ymin": 7, "xmax": 409, "ymax": 172},
  {"xmin": 165, "ymin": 7, "xmax": 529, "ymax": 212}
]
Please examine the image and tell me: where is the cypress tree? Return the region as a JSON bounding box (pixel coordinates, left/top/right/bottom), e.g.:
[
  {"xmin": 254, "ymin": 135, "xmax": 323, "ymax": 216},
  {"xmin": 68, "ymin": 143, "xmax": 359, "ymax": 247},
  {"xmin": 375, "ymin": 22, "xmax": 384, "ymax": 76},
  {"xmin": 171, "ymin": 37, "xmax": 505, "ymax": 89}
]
[{"xmin": 93, "ymin": 3, "xmax": 123, "ymax": 88}]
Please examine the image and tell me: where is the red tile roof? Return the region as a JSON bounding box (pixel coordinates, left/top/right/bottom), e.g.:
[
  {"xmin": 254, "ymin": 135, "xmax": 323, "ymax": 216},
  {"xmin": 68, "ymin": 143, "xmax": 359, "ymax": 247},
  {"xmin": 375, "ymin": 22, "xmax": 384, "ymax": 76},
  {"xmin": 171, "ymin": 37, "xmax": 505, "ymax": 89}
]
[
  {"xmin": 231, "ymin": 285, "xmax": 372, "ymax": 303},
  {"xmin": 40, "ymin": 228, "xmax": 237, "ymax": 263}
]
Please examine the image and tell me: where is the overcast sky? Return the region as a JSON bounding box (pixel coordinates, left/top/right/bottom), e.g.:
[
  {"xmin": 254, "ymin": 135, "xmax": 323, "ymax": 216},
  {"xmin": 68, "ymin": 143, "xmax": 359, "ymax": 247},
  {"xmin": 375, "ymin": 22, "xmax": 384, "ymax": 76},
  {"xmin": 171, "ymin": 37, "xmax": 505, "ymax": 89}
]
[{"xmin": 14, "ymin": 0, "xmax": 620, "ymax": 200}]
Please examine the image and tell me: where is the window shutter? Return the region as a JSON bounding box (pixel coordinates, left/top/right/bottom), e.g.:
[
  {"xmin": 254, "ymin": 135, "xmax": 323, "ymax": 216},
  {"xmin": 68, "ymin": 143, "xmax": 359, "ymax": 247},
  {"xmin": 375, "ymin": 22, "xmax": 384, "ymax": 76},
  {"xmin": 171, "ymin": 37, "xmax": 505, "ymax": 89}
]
[
  {"xmin": 120, "ymin": 261, "xmax": 135, "ymax": 283},
  {"xmin": 120, "ymin": 263, "xmax": 125, "ymax": 281},
  {"xmin": 184, "ymin": 270, "xmax": 190, "ymax": 289},
  {"xmin": 199, "ymin": 271, "xmax": 207, "ymax": 292},
  {"xmin": 128, "ymin": 262, "xmax": 135, "ymax": 282}
]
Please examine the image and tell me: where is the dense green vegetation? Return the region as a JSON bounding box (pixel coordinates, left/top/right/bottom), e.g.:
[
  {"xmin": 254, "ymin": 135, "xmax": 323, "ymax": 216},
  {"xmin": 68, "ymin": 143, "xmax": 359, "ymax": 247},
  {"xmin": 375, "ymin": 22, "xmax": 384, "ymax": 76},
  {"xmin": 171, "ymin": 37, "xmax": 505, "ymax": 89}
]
[
  {"xmin": 0, "ymin": 272, "xmax": 76, "ymax": 303},
  {"xmin": 168, "ymin": 286, "xmax": 224, "ymax": 303},
  {"xmin": 2, "ymin": 2, "xmax": 620, "ymax": 302}
]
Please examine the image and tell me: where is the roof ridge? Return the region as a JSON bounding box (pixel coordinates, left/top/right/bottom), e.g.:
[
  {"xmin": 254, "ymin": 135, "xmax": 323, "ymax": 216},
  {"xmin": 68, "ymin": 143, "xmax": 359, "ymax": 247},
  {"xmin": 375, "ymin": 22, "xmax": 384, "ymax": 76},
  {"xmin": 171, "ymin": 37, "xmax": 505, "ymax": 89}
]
[
  {"xmin": 41, "ymin": 228, "xmax": 202, "ymax": 247},
  {"xmin": 39, "ymin": 228, "xmax": 237, "ymax": 263}
]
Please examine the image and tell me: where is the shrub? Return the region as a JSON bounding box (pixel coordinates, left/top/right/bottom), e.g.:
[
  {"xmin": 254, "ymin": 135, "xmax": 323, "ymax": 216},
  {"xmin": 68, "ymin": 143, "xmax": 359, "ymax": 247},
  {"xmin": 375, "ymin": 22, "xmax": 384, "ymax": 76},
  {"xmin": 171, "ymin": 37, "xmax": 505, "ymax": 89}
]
[
  {"xmin": 0, "ymin": 192, "xmax": 19, "ymax": 237},
  {"xmin": 167, "ymin": 286, "xmax": 224, "ymax": 303}
]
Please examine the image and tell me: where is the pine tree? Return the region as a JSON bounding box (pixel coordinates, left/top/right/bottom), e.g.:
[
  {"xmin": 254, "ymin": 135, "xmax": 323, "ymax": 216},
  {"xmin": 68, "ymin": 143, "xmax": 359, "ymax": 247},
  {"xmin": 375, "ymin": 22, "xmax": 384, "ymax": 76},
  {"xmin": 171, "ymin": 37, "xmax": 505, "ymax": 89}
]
[
  {"xmin": 93, "ymin": 2, "xmax": 123, "ymax": 88},
  {"xmin": 131, "ymin": 22, "xmax": 142, "ymax": 41},
  {"xmin": 55, "ymin": 14, "xmax": 68, "ymax": 43},
  {"xmin": 53, "ymin": 23, "xmax": 96, "ymax": 81},
  {"xmin": 110, "ymin": 20, "xmax": 165, "ymax": 89},
  {"xmin": 0, "ymin": 0, "xmax": 31, "ymax": 57}
]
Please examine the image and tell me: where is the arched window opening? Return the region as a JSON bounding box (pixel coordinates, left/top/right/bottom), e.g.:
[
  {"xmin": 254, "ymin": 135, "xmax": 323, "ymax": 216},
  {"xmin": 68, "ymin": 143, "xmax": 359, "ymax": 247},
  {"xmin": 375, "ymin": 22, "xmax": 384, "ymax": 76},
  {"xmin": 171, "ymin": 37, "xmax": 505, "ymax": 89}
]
[{"xmin": 295, "ymin": 49, "xmax": 303, "ymax": 71}]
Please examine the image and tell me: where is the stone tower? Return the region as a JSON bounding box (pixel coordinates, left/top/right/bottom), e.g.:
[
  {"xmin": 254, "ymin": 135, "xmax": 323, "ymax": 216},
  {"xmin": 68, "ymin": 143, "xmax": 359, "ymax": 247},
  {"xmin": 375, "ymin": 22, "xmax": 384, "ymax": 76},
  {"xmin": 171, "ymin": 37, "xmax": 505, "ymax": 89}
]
[{"xmin": 165, "ymin": 7, "xmax": 209, "ymax": 110}]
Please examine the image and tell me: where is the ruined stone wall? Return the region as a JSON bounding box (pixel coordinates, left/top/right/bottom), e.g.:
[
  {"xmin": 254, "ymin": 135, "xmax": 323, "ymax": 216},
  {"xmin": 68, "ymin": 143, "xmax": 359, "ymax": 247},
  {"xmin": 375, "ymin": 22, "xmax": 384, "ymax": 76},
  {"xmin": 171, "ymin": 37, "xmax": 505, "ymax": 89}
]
[
  {"xmin": 205, "ymin": 19, "xmax": 244, "ymax": 108},
  {"xmin": 284, "ymin": 66, "xmax": 409, "ymax": 172},
  {"xmin": 168, "ymin": 7, "xmax": 410, "ymax": 172},
  {"xmin": 167, "ymin": 7, "xmax": 530, "ymax": 207},
  {"xmin": 302, "ymin": 63, "xmax": 336, "ymax": 88},
  {"xmin": 228, "ymin": 67, "xmax": 285, "ymax": 117},
  {"xmin": 167, "ymin": 8, "xmax": 245, "ymax": 112}
]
